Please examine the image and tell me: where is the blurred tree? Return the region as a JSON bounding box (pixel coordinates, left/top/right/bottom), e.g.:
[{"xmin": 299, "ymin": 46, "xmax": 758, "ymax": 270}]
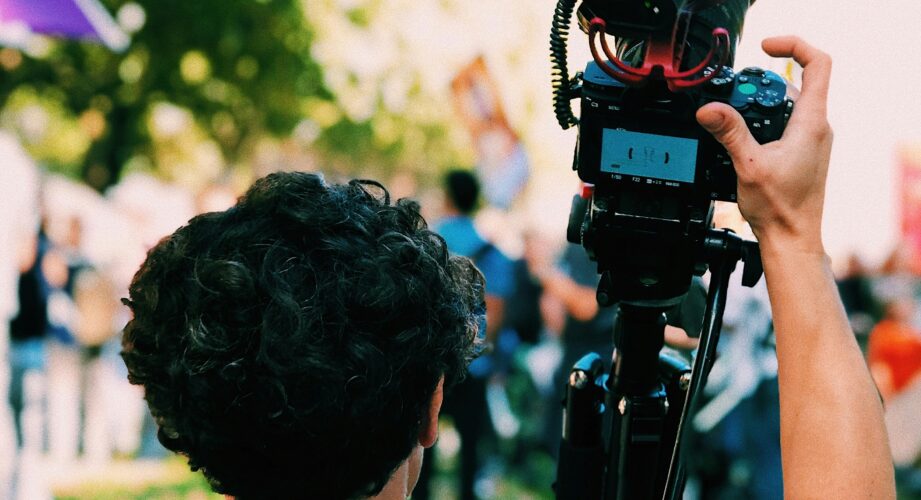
[
  {"xmin": 0, "ymin": 0, "xmax": 330, "ymax": 190},
  {"xmin": 0, "ymin": 0, "xmax": 476, "ymax": 191}
]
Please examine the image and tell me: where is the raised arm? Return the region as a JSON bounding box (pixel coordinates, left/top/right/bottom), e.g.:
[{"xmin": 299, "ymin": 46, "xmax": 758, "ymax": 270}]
[{"xmin": 697, "ymin": 36, "xmax": 895, "ymax": 499}]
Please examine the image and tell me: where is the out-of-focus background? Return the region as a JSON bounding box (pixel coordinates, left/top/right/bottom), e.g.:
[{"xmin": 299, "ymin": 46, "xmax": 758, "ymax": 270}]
[{"xmin": 1, "ymin": 0, "xmax": 920, "ymax": 498}]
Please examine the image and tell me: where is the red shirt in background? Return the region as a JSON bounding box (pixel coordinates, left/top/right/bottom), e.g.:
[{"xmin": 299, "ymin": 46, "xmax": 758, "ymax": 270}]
[{"xmin": 868, "ymin": 319, "xmax": 921, "ymax": 395}]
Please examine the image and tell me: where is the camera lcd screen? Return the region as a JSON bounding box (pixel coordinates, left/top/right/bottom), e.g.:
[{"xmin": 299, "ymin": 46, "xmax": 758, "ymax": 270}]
[{"xmin": 600, "ymin": 129, "xmax": 698, "ymax": 184}]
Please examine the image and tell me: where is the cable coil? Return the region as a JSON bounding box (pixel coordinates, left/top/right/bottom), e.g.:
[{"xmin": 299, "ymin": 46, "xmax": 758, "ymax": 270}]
[{"xmin": 550, "ymin": 0, "xmax": 580, "ymax": 130}]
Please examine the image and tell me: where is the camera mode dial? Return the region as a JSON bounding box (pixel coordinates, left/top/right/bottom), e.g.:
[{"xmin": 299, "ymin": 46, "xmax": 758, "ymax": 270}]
[
  {"xmin": 704, "ymin": 66, "xmax": 735, "ymax": 95},
  {"xmin": 755, "ymin": 89, "xmax": 784, "ymax": 111}
]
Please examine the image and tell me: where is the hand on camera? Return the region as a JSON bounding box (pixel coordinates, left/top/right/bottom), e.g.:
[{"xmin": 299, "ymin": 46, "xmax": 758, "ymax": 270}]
[{"xmin": 697, "ymin": 36, "xmax": 833, "ymax": 257}]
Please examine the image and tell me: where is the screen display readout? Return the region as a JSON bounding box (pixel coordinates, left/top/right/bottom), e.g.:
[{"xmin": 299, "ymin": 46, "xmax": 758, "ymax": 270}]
[{"xmin": 599, "ymin": 129, "xmax": 698, "ymax": 184}]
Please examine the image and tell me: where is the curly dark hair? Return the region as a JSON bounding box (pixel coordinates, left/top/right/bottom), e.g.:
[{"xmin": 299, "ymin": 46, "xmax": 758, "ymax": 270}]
[{"xmin": 122, "ymin": 172, "xmax": 483, "ymax": 499}]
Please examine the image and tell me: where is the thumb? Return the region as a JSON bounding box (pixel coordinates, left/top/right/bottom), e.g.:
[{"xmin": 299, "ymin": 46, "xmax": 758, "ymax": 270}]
[{"xmin": 696, "ymin": 102, "xmax": 758, "ymax": 162}]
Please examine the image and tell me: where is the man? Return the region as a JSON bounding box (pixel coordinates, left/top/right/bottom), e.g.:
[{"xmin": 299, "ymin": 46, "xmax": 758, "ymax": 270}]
[
  {"xmin": 122, "ymin": 175, "xmax": 485, "ymax": 499},
  {"xmin": 414, "ymin": 170, "xmax": 513, "ymax": 500},
  {"xmin": 122, "ymin": 36, "xmax": 894, "ymax": 499}
]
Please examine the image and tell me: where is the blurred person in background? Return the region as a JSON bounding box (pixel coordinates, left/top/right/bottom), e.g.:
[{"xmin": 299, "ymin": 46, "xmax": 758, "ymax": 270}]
[
  {"xmin": 43, "ymin": 215, "xmax": 94, "ymax": 465},
  {"xmin": 40, "ymin": 210, "xmax": 132, "ymax": 466},
  {"xmin": 415, "ymin": 169, "xmax": 514, "ymax": 500},
  {"xmin": 0, "ymin": 131, "xmax": 40, "ymax": 499},
  {"xmin": 7, "ymin": 223, "xmax": 52, "ymax": 500},
  {"xmin": 873, "ymin": 245, "xmax": 921, "ymax": 329},
  {"xmin": 527, "ymin": 236, "xmax": 616, "ymax": 459},
  {"xmin": 868, "ymin": 242, "xmax": 921, "ymax": 464},
  {"xmin": 868, "ymin": 296, "xmax": 921, "ymax": 402},
  {"xmin": 868, "ymin": 295, "xmax": 921, "ymax": 494},
  {"xmin": 500, "ymin": 231, "xmax": 545, "ymax": 349},
  {"xmin": 9, "ymin": 227, "xmax": 49, "ymax": 449},
  {"xmin": 836, "ymin": 253, "xmax": 883, "ymax": 352},
  {"xmin": 499, "ymin": 228, "xmax": 560, "ymax": 474}
]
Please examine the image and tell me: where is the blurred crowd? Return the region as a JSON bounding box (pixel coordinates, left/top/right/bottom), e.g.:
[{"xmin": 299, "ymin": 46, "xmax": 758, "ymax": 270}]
[
  {"xmin": 0, "ymin": 129, "xmax": 238, "ymax": 499},
  {"xmin": 1, "ymin": 122, "xmax": 920, "ymax": 500}
]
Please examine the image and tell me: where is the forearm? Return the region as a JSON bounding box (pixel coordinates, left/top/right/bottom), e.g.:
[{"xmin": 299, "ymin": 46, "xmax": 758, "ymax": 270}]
[
  {"xmin": 761, "ymin": 244, "xmax": 894, "ymax": 499},
  {"xmin": 538, "ymin": 268, "xmax": 598, "ymax": 322},
  {"xmin": 664, "ymin": 325, "xmax": 699, "ymax": 351}
]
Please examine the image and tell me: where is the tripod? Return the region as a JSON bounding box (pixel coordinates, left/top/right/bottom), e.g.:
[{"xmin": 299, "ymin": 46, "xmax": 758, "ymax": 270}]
[{"xmin": 555, "ymin": 228, "xmax": 762, "ymax": 500}]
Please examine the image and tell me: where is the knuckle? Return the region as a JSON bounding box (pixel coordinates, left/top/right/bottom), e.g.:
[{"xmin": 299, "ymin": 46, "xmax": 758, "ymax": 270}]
[
  {"xmin": 818, "ymin": 120, "xmax": 833, "ymax": 140},
  {"xmin": 802, "ymin": 118, "xmax": 832, "ymax": 142},
  {"xmin": 719, "ymin": 124, "xmax": 740, "ymax": 144},
  {"xmin": 816, "ymin": 52, "xmax": 833, "ymax": 72}
]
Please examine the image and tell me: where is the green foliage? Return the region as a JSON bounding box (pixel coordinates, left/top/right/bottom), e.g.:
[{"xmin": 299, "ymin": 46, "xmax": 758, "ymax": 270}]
[
  {"xmin": 0, "ymin": 0, "xmax": 472, "ymax": 191},
  {"xmin": 0, "ymin": 0, "xmax": 331, "ymax": 189}
]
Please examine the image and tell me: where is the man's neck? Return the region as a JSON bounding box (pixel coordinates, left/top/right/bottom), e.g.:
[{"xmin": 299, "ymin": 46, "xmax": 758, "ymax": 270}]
[{"xmin": 370, "ymin": 460, "xmax": 410, "ymax": 500}]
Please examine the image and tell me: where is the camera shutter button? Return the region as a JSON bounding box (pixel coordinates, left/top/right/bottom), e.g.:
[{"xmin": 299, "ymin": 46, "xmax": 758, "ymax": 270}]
[
  {"xmin": 738, "ymin": 83, "xmax": 758, "ymax": 95},
  {"xmin": 741, "ymin": 67, "xmax": 766, "ymax": 77}
]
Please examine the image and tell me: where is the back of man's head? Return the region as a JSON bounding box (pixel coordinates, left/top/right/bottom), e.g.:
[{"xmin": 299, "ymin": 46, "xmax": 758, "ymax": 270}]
[
  {"xmin": 444, "ymin": 169, "xmax": 480, "ymax": 215},
  {"xmin": 122, "ymin": 172, "xmax": 483, "ymax": 499}
]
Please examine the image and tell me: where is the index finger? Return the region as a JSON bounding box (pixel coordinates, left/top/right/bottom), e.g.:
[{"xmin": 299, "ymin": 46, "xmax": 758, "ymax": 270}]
[{"xmin": 762, "ymin": 36, "xmax": 832, "ymax": 122}]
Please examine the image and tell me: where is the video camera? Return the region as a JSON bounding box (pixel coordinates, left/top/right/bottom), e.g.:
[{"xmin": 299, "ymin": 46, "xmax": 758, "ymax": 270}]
[
  {"xmin": 555, "ymin": 0, "xmax": 791, "ymax": 306},
  {"xmin": 550, "ymin": 1, "xmax": 789, "ymax": 498}
]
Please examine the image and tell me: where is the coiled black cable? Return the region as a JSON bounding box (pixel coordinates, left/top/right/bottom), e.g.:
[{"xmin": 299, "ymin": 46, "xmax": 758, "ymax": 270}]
[{"xmin": 550, "ymin": 0, "xmax": 580, "ymax": 130}]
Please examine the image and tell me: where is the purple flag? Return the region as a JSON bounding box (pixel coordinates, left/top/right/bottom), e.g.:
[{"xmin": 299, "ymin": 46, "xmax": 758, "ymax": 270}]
[{"xmin": 0, "ymin": 0, "xmax": 128, "ymax": 50}]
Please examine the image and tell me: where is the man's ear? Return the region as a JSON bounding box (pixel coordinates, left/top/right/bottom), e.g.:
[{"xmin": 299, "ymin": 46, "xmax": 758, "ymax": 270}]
[{"xmin": 419, "ymin": 377, "xmax": 444, "ymax": 448}]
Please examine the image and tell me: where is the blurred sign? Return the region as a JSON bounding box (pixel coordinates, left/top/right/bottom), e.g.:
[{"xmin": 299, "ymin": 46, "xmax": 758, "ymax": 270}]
[
  {"xmin": 451, "ymin": 56, "xmax": 529, "ymax": 210},
  {"xmin": 899, "ymin": 143, "xmax": 921, "ymax": 273}
]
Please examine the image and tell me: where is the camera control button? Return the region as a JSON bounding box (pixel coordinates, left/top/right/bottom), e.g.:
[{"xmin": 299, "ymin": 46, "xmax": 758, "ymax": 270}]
[
  {"xmin": 755, "ymin": 89, "xmax": 784, "ymax": 110},
  {"xmin": 738, "ymin": 75, "xmax": 749, "ymax": 83},
  {"xmin": 761, "ymin": 78, "xmax": 772, "ymax": 86},
  {"xmin": 738, "ymin": 83, "xmax": 758, "ymax": 95},
  {"xmin": 741, "ymin": 67, "xmax": 766, "ymax": 77},
  {"xmin": 708, "ymin": 77, "xmax": 734, "ymax": 94}
]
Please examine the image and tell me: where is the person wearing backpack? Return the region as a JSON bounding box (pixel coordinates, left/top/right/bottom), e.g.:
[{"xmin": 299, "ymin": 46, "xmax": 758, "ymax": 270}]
[{"xmin": 414, "ymin": 169, "xmax": 514, "ymax": 500}]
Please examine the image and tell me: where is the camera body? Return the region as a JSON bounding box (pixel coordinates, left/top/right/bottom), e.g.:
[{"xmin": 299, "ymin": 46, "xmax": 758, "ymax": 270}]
[
  {"xmin": 557, "ymin": 0, "xmax": 787, "ymax": 305},
  {"xmin": 567, "ymin": 63, "xmax": 791, "ymax": 305},
  {"xmin": 576, "ymin": 63, "xmax": 793, "ymax": 202}
]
